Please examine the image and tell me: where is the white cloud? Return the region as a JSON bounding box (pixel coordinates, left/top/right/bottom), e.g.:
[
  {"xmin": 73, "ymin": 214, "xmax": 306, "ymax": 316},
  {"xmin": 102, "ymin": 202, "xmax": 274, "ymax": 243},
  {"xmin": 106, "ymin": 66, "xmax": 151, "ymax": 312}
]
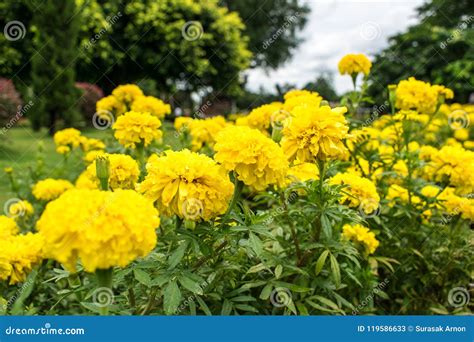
[{"xmin": 246, "ymin": 0, "xmax": 426, "ymax": 94}]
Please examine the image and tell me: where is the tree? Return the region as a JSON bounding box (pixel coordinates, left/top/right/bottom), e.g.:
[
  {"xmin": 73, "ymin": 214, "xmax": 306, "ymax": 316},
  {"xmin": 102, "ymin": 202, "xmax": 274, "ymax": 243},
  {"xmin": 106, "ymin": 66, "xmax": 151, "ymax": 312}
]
[
  {"xmin": 29, "ymin": 0, "xmax": 81, "ymax": 133},
  {"xmin": 304, "ymin": 73, "xmax": 338, "ymax": 102},
  {"xmin": 221, "ymin": 0, "xmax": 309, "ymax": 69},
  {"xmin": 368, "ymin": 0, "xmax": 474, "ymax": 103}
]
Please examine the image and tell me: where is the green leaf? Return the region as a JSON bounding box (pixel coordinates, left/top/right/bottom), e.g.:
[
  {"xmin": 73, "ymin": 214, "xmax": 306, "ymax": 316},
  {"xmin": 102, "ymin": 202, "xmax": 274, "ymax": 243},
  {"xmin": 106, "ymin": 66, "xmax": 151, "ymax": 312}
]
[
  {"xmin": 259, "ymin": 284, "xmax": 273, "ymax": 300},
  {"xmin": 163, "ymin": 280, "xmax": 182, "ymax": 315},
  {"xmin": 330, "ymin": 254, "xmax": 341, "ymax": 288},
  {"xmin": 195, "ymin": 296, "xmax": 212, "ymax": 315},
  {"xmin": 247, "ymin": 263, "xmax": 266, "ymax": 274},
  {"xmin": 315, "ymin": 250, "xmax": 329, "ymax": 275},
  {"xmin": 151, "ymin": 274, "xmax": 170, "ymax": 287},
  {"xmin": 168, "ymin": 241, "xmax": 189, "ymax": 270},
  {"xmin": 312, "ymin": 295, "xmax": 340, "ymax": 311},
  {"xmin": 275, "ymin": 265, "xmax": 283, "ymax": 279},
  {"xmin": 179, "ymin": 276, "xmax": 203, "ymax": 295},
  {"xmin": 320, "ymin": 214, "xmax": 332, "ymax": 238},
  {"xmin": 249, "ymin": 232, "xmax": 263, "ymax": 255},
  {"xmin": 296, "ymin": 302, "xmax": 309, "ymax": 316},
  {"xmin": 231, "ymin": 295, "xmax": 256, "ymax": 302},
  {"xmin": 234, "ymin": 304, "xmax": 259, "ymax": 313},
  {"xmin": 221, "ymin": 299, "xmax": 233, "ymax": 315},
  {"xmin": 134, "ymin": 269, "xmax": 151, "ymax": 287}
]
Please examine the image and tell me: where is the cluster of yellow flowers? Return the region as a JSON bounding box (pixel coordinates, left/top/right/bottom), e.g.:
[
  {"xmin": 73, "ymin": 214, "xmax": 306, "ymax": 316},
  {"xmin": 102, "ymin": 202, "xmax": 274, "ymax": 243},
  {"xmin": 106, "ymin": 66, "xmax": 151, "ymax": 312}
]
[
  {"xmin": 54, "ymin": 128, "xmax": 105, "ymax": 155},
  {"xmin": 96, "ymin": 84, "xmax": 170, "ymax": 120},
  {"xmin": 214, "ymin": 125, "xmax": 289, "ymax": 191},
  {"xmin": 236, "ymin": 103, "xmax": 283, "ymax": 132},
  {"xmin": 32, "ymin": 178, "xmax": 74, "ymax": 201},
  {"xmin": 139, "ymin": 149, "xmax": 234, "ymax": 221},
  {"xmin": 342, "ymin": 223, "xmax": 379, "ymax": 254},
  {"xmin": 0, "ymin": 216, "xmax": 43, "ymax": 284},
  {"xmin": 394, "ymin": 77, "xmax": 454, "ymax": 113},
  {"xmin": 113, "ymin": 110, "xmax": 162, "ymax": 148},
  {"xmin": 37, "ymin": 189, "xmax": 159, "ymax": 272},
  {"xmin": 329, "ymin": 172, "xmax": 380, "ymax": 214},
  {"xmin": 338, "ymin": 54, "xmax": 372, "ymax": 76},
  {"xmin": 175, "ymin": 115, "xmax": 228, "ymax": 150}
]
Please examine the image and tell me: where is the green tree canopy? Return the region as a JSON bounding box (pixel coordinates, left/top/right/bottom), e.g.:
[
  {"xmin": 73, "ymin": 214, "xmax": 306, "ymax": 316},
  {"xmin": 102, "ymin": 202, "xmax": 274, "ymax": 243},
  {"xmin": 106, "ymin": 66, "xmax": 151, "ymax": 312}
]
[{"xmin": 368, "ymin": 0, "xmax": 474, "ymax": 103}]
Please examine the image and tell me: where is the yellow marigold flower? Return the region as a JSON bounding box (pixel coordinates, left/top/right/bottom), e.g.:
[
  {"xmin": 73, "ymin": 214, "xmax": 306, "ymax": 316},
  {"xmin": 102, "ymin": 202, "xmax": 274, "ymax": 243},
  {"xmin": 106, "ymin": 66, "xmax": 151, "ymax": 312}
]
[
  {"xmin": 37, "ymin": 189, "xmax": 159, "ymax": 272},
  {"xmin": 432, "ymin": 85, "xmax": 454, "ymax": 100},
  {"xmin": 131, "ymin": 95, "xmax": 171, "ymax": 120},
  {"xmin": 53, "ymin": 128, "xmax": 82, "ymax": 149},
  {"xmin": 77, "ymin": 153, "xmax": 139, "ymax": 190},
  {"xmin": 32, "ymin": 179, "xmax": 74, "ymax": 201},
  {"xmin": 56, "ymin": 145, "xmax": 71, "ymax": 155},
  {"xmin": 454, "ymin": 128, "xmax": 469, "ymax": 141},
  {"xmin": 420, "ymin": 185, "xmax": 441, "ymax": 198},
  {"xmin": 338, "ymin": 54, "xmax": 372, "ymax": 76},
  {"xmin": 113, "ymin": 111, "xmax": 162, "ymax": 148},
  {"xmin": 4, "ymin": 167, "xmax": 13, "ymax": 174},
  {"xmin": 8, "ymin": 200, "xmax": 34, "ymax": 218},
  {"xmin": 185, "ymin": 116, "xmax": 228, "ymax": 151},
  {"xmin": 111, "ymin": 84, "xmax": 143, "ymax": 104},
  {"xmin": 425, "ymin": 145, "xmax": 474, "ymax": 194},
  {"xmin": 83, "ymin": 150, "xmax": 105, "ymax": 164},
  {"xmin": 393, "ymin": 159, "xmax": 408, "ymax": 177},
  {"xmin": 174, "ymin": 116, "xmax": 193, "ymax": 131},
  {"xmin": 464, "ymin": 140, "xmax": 474, "ymax": 150},
  {"xmin": 287, "ymin": 162, "xmax": 319, "ymax": 184},
  {"xmin": 138, "ymin": 150, "xmax": 234, "ymax": 221},
  {"xmin": 419, "ymin": 145, "xmax": 438, "ymax": 161},
  {"xmin": 281, "ymin": 105, "xmax": 349, "ymax": 162},
  {"xmin": 386, "ymin": 184, "xmax": 421, "ymax": 206},
  {"xmin": 395, "ymin": 77, "xmax": 438, "ymax": 113},
  {"xmin": 342, "ymin": 223, "xmax": 379, "ymax": 254},
  {"xmin": 214, "ymin": 125, "xmax": 289, "ymax": 191},
  {"xmin": 283, "ymin": 91, "xmax": 322, "ymax": 113},
  {"xmin": 329, "ymin": 172, "xmax": 380, "ymax": 214},
  {"xmin": 0, "ymin": 216, "xmax": 19, "ymax": 239},
  {"xmin": 96, "ymin": 95, "xmax": 126, "ymax": 116},
  {"xmin": 80, "ymin": 137, "xmax": 106, "ymax": 152},
  {"xmin": 438, "ymin": 188, "xmax": 474, "ymax": 221},
  {"xmin": 236, "ymin": 103, "xmax": 283, "ymax": 132},
  {"xmin": 0, "ymin": 233, "xmax": 43, "ymax": 284}
]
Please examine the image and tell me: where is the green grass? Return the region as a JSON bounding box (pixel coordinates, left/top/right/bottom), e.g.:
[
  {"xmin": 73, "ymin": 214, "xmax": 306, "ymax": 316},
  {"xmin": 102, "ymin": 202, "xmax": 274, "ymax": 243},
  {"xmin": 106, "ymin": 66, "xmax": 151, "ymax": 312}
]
[{"xmin": 0, "ymin": 125, "xmax": 109, "ymax": 208}]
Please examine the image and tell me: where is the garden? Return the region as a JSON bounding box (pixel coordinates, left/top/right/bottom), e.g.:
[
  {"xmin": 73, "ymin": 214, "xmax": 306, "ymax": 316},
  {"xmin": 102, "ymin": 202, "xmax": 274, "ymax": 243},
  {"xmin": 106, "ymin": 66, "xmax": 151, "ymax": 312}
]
[{"xmin": 0, "ymin": 0, "xmax": 472, "ymax": 317}]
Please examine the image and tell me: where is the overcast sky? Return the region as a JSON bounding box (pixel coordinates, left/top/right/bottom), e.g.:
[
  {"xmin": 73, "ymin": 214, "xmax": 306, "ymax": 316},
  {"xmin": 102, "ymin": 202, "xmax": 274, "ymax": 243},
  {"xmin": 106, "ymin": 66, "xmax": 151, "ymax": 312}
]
[{"xmin": 246, "ymin": 0, "xmax": 426, "ymax": 94}]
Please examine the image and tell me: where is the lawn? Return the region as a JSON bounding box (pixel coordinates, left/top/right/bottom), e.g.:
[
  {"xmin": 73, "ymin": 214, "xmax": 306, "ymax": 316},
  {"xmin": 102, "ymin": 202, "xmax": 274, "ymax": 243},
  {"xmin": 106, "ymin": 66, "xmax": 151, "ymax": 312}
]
[{"xmin": 0, "ymin": 125, "xmax": 109, "ymax": 207}]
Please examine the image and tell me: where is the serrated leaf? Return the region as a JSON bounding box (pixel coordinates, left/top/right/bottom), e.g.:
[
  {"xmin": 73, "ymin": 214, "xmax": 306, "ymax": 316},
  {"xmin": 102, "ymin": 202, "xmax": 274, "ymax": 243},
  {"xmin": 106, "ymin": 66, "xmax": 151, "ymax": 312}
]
[
  {"xmin": 320, "ymin": 214, "xmax": 332, "ymax": 238},
  {"xmin": 315, "ymin": 250, "xmax": 329, "ymax": 275},
  {"xmin": 168, "ymin": 241, "xmax": 189, "ymax": 270},
  {"xmin": 163, "ymin": 280, "xmax": 182, "ymax": 315},
  {"xmin": 179, "ymin": 276, "xmax": 203, "ymax": 295},
  {"xmin": 330, "ymin": 254, "xmax": 341, "ymax": 288},
  {"xmin": 195, "ymin": 296, "xmax": 212, "ymax": 315},
  {"xmin": 249, "ymin": 232, "xmax": 263, "ymax": 255},
  {"xmin": 134, "ymin": 269, "xmax": 151, "ymax": 287}
]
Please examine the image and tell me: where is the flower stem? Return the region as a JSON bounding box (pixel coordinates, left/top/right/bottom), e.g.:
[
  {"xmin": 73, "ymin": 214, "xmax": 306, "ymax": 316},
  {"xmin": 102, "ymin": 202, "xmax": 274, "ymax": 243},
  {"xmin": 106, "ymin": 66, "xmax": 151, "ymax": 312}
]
[
  {"xmin": 96, "ymin": 268, "xmax": 113, "ymax": 316},
  {"xmin": 222, "ymin": 175, "xmax": 244, "ymax": 224}
]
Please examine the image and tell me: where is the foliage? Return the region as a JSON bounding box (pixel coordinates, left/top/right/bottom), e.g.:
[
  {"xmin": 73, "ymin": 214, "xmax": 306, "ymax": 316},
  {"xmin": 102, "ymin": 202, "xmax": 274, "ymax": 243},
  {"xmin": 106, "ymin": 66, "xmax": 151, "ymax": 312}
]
[
  {"xmin": 368, "ymin": 0, "xmax": 474, "ymax": 103},
  {"xmin": 0, "ymin": 78, "xmax": 22, "ymax": 123},
  {"xmin": 221, "ymin": 0, "xmax": 310, "ymax": 69},
  {"xmin": 29, "ymin": 0, "xmax": 81, "ymax": 133},
  {"xmin": 75, "ymin": 82, "xmax": 104, "ymax": 125}
]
